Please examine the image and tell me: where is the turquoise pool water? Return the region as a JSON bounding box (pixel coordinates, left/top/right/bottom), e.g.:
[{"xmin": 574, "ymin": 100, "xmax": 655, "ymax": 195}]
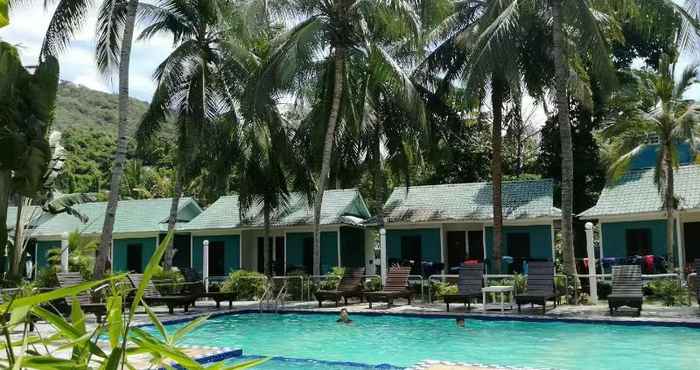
[
  {"xmin": 225, "ymin": 355, "xmax": 401, "ymax": 369},
  {"xmin": 161, "ymin": 313, "xmax": 700, "ymax": 370}
]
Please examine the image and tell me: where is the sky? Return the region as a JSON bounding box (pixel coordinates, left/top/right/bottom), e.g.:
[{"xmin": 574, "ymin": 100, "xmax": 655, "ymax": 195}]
[
  {"xmin": 1, "ymin": 2, "xmax": 174, "ymax": 102},
  {"xmin": 2, "ymin": 2, "xmax": 698, "ymax": 109}
]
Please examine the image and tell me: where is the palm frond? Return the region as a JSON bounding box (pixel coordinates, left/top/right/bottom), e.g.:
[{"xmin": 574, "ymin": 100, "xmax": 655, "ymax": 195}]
[
  {"xmin": 95, "ymin": 0, "xmax": 127, "ymax": 77},
  {"xmin": 40, "ymin": 0, "xmax": 93, "ymax": 59}
]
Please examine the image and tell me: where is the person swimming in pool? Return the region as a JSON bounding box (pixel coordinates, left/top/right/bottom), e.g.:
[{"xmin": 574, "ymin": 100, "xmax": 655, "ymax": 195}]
[
  {"xmin": 337, "ymin": 308, "xmax": 353, "ymax": 324},
  {"xmin": 455, "ymin": 317, "xmax": 466, "ymax": 327}
]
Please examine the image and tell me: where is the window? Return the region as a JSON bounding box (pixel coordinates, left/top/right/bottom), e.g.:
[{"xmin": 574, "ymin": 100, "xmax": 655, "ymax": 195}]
[
  {"xmin": 209, "ymin": 241, "xmax": 226, "ymax": 276},
  {"xmin": 626, "ymin": 229, "xmax": 652, "ymax": 256},
  {"xmin": 126, "ymin": 244, "xmax": 143, "ymax": 273}
]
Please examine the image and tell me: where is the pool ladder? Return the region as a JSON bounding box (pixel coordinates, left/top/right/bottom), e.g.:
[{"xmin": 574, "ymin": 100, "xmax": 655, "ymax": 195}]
[{"xmin": 259, "ymin": 279, "xmax": 288, "ymax": 313}]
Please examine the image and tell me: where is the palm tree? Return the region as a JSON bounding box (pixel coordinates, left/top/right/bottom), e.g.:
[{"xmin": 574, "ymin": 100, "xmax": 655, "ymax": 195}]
[
  {"xmin": 136, "ymin": 0, "xmax": 238, "ymax": 269},
  {"xmin": 601, "ymin": 55, "xmax": 699, "ymax": 269},
  {"xmin": 0, "ymin": 40, "xmax": 60, "ymax": 281},
  {"xmin": 420, "ymin": 0, "xmax": 549, "ymax": 273},
  {"xmin": 257, "ymin": 0, "xmax": 421, "ymax": 275},
  {"xmin": 39, "ymin": 0, "xmax": 142, "ymax": 278}
]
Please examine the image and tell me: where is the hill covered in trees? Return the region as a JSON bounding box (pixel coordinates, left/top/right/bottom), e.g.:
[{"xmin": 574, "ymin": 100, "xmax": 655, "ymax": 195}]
[{"xmin": 54, "ymin": 81, "xmax": 150, "ymax": 133}]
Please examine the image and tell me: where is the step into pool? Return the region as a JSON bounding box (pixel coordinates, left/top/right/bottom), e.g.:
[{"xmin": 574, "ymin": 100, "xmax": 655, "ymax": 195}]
[{"xmin": 157, "ymin": 312, "xmax": 700, "ymax": 370}]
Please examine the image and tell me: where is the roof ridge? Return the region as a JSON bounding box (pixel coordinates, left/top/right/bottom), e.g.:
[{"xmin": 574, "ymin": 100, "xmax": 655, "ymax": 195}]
[{"xmin": 391, "ymin": 178, "xmax": 553, "ymax": 190}]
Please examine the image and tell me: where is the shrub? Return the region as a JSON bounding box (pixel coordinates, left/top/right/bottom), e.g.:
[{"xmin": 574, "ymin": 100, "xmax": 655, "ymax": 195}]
[
  {"xmin": 285, "ymin": 270, "xmax": 308, "ymax": 300},
  {"xmin": 597, "ymin": 281, "xmax": 612, "ymax": 299},
  {"xmin": 431, "ymin": 281, "xmax": 458, "ymax": 301},
  {"xmin": 220, "ymin": 270, "xmax": 267, "ymax": 300},
  {"xmin": 151, "ymin": 266, "xmax": 185, "ymax": 295},
  {"xmin": 34, "ymin": 267, "xmax": 59, "ymax": 288},
  {"xmin": 364, "ymin": 276, "xmax": 382, "ymax": 292},
  {"xmin": 646, "ymin": 278, "xmax": 688, "ymax": 306}
]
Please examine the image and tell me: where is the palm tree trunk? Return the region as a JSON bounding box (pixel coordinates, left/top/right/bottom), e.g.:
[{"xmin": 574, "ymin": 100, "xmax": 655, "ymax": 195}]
[
  {"xmin": 94, "ymin": 0, "xmax": 139, "ymax": 279},
  {"xmin": 490, "ymin": 77, "xmax": 504, "ymax": 274},
  {"xmin": 263, "ymin": 205, "xmax": 272, "ymax": 276},
  {"xmin": 663, "ymin": 145, "xmax": 676, "ymax": 269},
  {"xmin": 0, "ymin": 169, "xmax": 10, "ymax": 277},
  {"xmin": 552, "ymin": 0, "xmax": 578, "ymax": 302},
  {"xmin": 9, "ymin": 197, "xmax": 24, "ymax": 279},
  {"xmin": 313, "ymin": 47, "xmax": 344, "ymax": 276},
  {"xmin": 163, "ymin": 176, "xmax": 183, "ymax": 270},
  {"xmin": 372, "ymin": 126, "xmax": 385, "ymax": 224}
]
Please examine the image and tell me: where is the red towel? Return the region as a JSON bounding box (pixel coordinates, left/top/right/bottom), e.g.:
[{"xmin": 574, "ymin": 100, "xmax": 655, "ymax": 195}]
[
  {"xmin": 464, "ymin": 259, "xmax": 479, "ymax": 265},
  {"xmin": 645, "ymin": 255, "xmax": 654, "ymax": 273}
]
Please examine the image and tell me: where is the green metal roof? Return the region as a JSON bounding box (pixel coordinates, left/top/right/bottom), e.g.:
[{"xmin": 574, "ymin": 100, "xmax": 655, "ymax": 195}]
[
  {"xmin": 6, "ymin": 206, "xmax": 46, "ymax": 231},
  {"xmin": 31, "ymin": 198, "xmax": 201, "ymax": 238},
  {"xmin": 580, "ymin": 165, "xmax": 700, "ymax": 218},
  {"xmin": 181, "ymin": 189, "xmax": 371, "ymax": 231},
  {"xmin": 382, "ymin": 179, "xmax": 560, "ymax": 224}
]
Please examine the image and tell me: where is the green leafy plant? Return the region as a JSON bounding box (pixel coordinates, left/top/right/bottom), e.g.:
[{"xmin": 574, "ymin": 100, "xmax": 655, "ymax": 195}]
[
  {"xmin": 0, "ymin": 231, "xmax": 267, "ymax": 369},
  {"xmin": 645, "ymin": 278, "xmax": 688, "ymax": 306},
  {"xmin": 285, "ymin": 270, "xmax": 308, "ymax": 301},
  {"xmin": 597, "ymin": 281, "xmax": 612, "ymax": 299},
  {"xmin": 220, "ymin": 270, "xmax": 267, "ymax": 300},
  {"xmin": 152, "ymin": 266, "xmax": 185, "ymax": 295},
  {"xmin": 431, "ymin": 281, "xmax": 458, "ymax": 301},
  {"xmin": 364, "ymin": 276, "xmax": 382, "ymax": 292}
]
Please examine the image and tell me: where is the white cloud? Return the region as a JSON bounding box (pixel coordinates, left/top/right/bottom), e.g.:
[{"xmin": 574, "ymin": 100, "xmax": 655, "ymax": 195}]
[{"xmin": 0, "ymin": 2, "xmax": 173, "ymax": 101}]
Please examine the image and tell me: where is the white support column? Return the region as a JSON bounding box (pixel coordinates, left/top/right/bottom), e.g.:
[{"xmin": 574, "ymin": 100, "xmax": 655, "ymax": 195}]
[
  {"xmin": 60, "ymin": 232, "xmax": 69, "ymax": 273},
  {"xmin": 283, "ymin": 231, "xmax": 288, "ymax": 275},
  {"xmin": 202, "ymin": 240, "xmax": 209, "ymax": 293},
  {"xmin": 599, "ymin": 222, "xmax": 606, "ymax": 274},
  {"xmin": 550, "ymin": 221, "xmax": 556, "ymax": 273},
  {"xmin": 380, "ymin": 228, "xmax": 387, "ymax": 284},
  {"xmin": 676, "ymin": 212, "xmax": 685, "ymax": 279},
  {"xmin": 584, "ymin": 222, "xmax": 598, "ymax": 304},
  {"xmin": 482, "ymin": 224, "xmax": 488, "ymax": 273}
]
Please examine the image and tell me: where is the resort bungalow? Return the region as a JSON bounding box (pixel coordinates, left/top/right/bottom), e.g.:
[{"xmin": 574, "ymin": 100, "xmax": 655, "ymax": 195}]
[
  {"xmin": 579, "ymin": 164, "xmax": 700, "ymax": 273},
  {"xmin": 29, "ymin": 198, "xmax": 203, "ymax": 272},
  {"xmin": 379, "ymin": 179, "xmax": 560, "ymax": 275},
  {"xmin": 179, "ymin": 189, "xmax": 372, "ymax": 278}
]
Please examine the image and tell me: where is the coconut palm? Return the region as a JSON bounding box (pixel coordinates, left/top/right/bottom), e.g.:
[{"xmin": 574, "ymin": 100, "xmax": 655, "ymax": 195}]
[
  {"xmin": 256, "ymin": 0, "xmax": 422, "ymax": 275},
  {"xmin": 601, "ymin": 55, "xmax": 700, "ymax": 269},
  {"xmin": 420, "ymin": 0, "xmax": 551, "ymax": 273},
  {"xmin": 38, "ymin": 0, "xmax": 142, "ymax": 278},
  {"xmin": 136, "ymin": 0, "xmax": 242, "ymax": 269}
]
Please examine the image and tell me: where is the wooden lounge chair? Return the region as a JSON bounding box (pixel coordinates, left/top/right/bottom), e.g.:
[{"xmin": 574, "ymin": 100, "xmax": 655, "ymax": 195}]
[
  {"xmin": 443, "ymin": 263, "xmax": 483, "ymax": 312},
  {"xmin": 515, "ymin": 261, "xmax": 557, "ymax": 314},
  {"xmin": 127, "ymin": 273, "xmax": 199, "ymax": 314},
  {"xmin": 607, "ymin": 265, "xmax": 643, "ymax": 316},
  {"xmin": 364, "ymin": 266, "xmax": 413, "ymax": 308},
  {"xmin": 315, "ymin": 267, "xmax": 365, "ymax": 307},
  {"xmin": 56, "ymin": 272, "xmax": 107, "ymax": 323},
  {"xmin": 179, "ymin": 268, "xmax": 236, "ymax": 309},
  {"xmin": 695, "ymin": 259, "xmax": 700, "ymax": 307}
]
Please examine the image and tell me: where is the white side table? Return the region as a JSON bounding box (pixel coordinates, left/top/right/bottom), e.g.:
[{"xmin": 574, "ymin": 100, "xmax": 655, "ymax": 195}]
[{"xmin": 481, "ymin": 285, "xmax": 514, "ymax": 312}]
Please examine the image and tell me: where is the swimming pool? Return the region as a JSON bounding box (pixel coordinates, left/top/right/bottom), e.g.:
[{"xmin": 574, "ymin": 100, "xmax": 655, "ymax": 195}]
[{"xmin": 160, "ymin": 312, "xmax": 700, "ymax": 370}]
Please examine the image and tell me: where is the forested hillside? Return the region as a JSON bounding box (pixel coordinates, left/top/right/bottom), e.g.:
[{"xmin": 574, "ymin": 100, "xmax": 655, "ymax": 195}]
[
  {"xmin": 53, "ymin": 82, "xmax": 177, "ymax": 198},
  {"xmin": 54, "ymin": 81, "xmax": 149, "ymax": 133}
]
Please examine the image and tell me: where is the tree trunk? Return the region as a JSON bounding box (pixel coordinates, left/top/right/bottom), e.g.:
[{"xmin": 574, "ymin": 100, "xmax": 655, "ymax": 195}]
[
  {"xmin": 8, "ymin": 197, "xmax": 24, "ymax": 280},
  {"xmin": 313, "ymin": 47, "xmax": 344, "ymax": 276},
  {"xmin": 372, "ymin": 125, "xmax": 385, "ymax": 224},
  {"xmin": 552, "ymin": 0, "xmax": 578, "ymax": 302},
  {"xmin": 663, "ymin": 144, "xmax": 676, "ymax": 269},
  {"xmin": 94, "ymin": 0, "xmax": 138, "ymax": 279},
  {"xmin": 490, "ymin": 77, "xmax": 504, "ymax": 274},
  {"xmin": 0, "ymin": 169, "xmax": 10, "ymax": 277},
  {"xmin": 263, "ymin": 205, "xmax": 271, "ymax": 276},
  {"xmin": 162, "ymin": 176, "xmax": 183, "ymax": 270}
]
